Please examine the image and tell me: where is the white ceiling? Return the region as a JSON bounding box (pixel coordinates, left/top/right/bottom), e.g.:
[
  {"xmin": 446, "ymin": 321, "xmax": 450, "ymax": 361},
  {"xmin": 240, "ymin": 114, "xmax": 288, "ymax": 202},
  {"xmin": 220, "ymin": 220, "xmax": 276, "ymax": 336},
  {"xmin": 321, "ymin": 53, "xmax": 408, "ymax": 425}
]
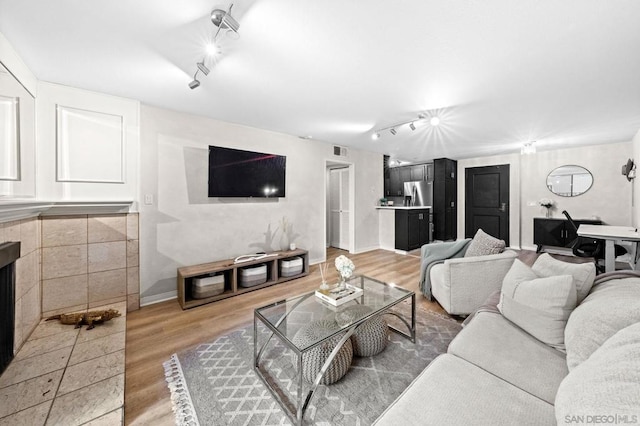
[{"xmin": 1, "ymin": 0, "xmax": 639, "ymax": 162}]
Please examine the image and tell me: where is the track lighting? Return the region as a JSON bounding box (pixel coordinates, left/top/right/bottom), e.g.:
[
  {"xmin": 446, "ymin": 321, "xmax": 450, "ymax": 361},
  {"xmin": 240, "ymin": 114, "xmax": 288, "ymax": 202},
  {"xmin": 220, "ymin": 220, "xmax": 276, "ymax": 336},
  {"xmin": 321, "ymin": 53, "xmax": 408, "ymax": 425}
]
[
  {"xmin": 371, "ymin": 112, "xmax": 442, "ymax": 139},
  {"xmin": 187, "ymin": 3, "xmax": 240, "ymax": 90},
  {"xmin": 197, "ymin": 61, "xmax": 210, "ymax": 76},
  {"xmin": 211, "ymin": 6, "xmax": 240, "ymax": 33}
]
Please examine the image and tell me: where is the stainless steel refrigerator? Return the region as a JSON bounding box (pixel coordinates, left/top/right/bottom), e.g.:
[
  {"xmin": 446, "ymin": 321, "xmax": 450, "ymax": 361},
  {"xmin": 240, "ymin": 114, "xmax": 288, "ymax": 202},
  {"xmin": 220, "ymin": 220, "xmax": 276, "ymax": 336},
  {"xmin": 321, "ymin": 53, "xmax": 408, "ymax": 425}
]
[{"xmin": 403, "ymin": 181, "xmax": 433, "ymax": 207}]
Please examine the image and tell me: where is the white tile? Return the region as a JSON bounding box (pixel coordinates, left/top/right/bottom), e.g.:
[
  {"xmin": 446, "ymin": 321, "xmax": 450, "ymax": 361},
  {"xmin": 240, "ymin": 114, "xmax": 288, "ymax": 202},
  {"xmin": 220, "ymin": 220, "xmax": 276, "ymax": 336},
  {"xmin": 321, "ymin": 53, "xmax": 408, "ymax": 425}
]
[
  {"xmin": 82, "ymin": 408, "xmax": 122, "ymax": 426},
  {"xmin": 15, "ymin": 329, "xmax": 78, "ymax": 361},
  {"xmin": 57, "ymin": 350, "xmax": 124, "ymax": 396},
  {"xmin": 0, "ymin": 400, "xmax": 51, "ymax": 426},
  {"xmin": 46, "ymin": 374, "xmax": 124, "ymax": 426},
  {"xmin": 69, "ymin": 331, "xmax": 125, "ymax": 366},
  {"xmin": 0, "ymin": 370, "xmax": 62, "ymax": 418},
  {"xmin": 41, "ymin": 216, "xmax": 87, "ymax": 248},
  {"xmin": 88, "ymin": 215, "xmax": 126, "ymax": 243},
  {"xmin": 0, "ymin": 346, "xmax": 72, "ymax": 388}
]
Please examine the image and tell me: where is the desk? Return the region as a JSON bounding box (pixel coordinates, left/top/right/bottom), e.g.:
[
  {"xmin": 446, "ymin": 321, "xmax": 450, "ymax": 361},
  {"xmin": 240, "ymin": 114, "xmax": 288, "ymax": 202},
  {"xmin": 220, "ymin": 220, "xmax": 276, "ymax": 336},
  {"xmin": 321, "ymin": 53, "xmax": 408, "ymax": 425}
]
[{"xmin": 577, "ymin": 225, "xmax": 640, "ymax": 272}]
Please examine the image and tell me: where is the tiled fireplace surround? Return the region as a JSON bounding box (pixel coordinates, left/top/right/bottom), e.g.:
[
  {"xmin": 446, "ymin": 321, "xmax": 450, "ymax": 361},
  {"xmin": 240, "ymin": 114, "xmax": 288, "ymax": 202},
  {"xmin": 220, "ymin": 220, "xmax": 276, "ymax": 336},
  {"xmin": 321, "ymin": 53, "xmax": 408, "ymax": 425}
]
[{"xmin": 0, "ymin": 213, "xmax": 139, "ymax": 424}]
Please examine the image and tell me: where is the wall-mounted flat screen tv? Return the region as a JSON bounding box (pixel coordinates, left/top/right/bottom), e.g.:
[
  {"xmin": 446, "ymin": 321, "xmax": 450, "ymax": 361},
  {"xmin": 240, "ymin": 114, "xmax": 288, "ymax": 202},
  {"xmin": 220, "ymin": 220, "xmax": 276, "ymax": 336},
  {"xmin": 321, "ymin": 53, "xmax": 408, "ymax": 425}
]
[{"xmin": 208, "ymin": 146, "xmax": 286, "ymax": 197}]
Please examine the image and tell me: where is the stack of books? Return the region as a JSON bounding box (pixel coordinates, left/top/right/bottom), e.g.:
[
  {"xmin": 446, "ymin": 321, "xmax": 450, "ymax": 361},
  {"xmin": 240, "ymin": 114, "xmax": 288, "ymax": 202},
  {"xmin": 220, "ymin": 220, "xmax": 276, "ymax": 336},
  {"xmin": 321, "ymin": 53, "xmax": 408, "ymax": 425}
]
[{"xmin": 315, "ymin": 284, "xmax": 363, "ymax": 306}]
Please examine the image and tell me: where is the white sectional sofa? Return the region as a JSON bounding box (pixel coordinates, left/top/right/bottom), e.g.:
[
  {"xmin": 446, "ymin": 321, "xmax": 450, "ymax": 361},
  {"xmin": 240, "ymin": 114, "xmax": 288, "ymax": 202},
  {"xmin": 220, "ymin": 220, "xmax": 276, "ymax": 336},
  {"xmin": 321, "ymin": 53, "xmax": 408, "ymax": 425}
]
[{"xmin": 375, "ymin": 256, "xmax": 640, "ymax": 425}]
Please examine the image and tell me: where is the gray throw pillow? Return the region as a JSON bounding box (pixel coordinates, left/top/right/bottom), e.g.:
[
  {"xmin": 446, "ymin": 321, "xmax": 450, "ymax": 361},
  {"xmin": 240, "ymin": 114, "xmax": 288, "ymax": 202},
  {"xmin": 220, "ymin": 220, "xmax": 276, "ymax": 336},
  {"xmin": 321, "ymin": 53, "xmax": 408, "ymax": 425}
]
[
  {"xmin": 498, "ymin": 260, "xmax": 577, "ymax": 351},
  {"xmin": 564, "ymin": 277, "xmax": 640, "ymax": 370},
  {"xmin": 464, "ymin": 229, "xmax": 506, "ymax": 257},
  {"xmin": 532, "ymin": 253, "xmax": 595, "ymax": 304},
  {"xmin": 555, "ymin": 322, "xmax": 640, "ymax": 422}
]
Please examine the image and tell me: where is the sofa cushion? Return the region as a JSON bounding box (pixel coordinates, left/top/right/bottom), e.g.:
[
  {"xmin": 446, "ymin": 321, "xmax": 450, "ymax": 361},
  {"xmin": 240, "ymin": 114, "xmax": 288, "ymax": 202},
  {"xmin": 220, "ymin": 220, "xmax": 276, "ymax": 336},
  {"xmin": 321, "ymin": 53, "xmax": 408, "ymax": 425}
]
[
  {"xmin": 556, "ymin": 322, "xmax": 640, "ymax": 422},
  {"xmin": 532, "ymin": 253, "xmax": 595, "ymax": 303},
  {"xmin": 498, "ymin": 260, "xmax": 577, "ymax": 351},
  {"xmin": 449, "ymin": 311, "xmax": 568, "ymax": 404},
  {"xmin": 564, "ymin": 276, "xmax": 640, "ymax": 370},
  {"xmin": 374, "ymin": 354, "xmax": 556, "ymax": 426},
  {"xmin": 464, "ymin": 228, "xmax": 505, "ymax": 257}
]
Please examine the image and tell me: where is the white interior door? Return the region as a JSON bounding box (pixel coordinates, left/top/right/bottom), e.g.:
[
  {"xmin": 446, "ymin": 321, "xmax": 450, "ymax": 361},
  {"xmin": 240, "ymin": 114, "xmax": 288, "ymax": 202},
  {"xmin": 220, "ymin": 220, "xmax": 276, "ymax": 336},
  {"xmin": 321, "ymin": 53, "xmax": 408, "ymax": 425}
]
[{"xmin": 329, "ymin": 168, "xmax": 350, "ymax": 250}]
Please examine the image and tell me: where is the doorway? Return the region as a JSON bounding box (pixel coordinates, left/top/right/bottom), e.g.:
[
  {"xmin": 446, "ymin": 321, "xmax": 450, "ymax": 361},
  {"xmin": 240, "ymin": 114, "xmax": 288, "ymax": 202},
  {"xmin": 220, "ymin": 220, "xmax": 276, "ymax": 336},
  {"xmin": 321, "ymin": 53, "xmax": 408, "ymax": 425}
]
[
  {"xmin": 325, "ymin": 161, "xmax": 354, "ymax": 252},
  {"xmin": 465, "ymin": 164, "xmax": 510, "ymax": 245}
]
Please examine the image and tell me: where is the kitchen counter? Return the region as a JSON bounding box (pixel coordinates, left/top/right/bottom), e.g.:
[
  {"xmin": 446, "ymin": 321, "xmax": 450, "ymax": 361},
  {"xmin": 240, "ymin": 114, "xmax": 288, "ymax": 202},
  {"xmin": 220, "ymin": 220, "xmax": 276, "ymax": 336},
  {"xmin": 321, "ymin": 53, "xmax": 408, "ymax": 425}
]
[{"xmin": 376, "ymin": 205, "xmax": 432, "ymax": 210}]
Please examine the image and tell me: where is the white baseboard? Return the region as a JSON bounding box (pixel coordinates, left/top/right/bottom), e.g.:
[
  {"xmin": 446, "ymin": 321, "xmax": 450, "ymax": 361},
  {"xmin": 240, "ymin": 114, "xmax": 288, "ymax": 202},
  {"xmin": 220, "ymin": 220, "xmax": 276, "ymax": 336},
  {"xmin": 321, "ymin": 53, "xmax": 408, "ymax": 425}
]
[
  {"xmin": 352, "ymin": 245, "xmax": 380, "ymax": 254},
  {"xmin": 140, "ymin": 290, "xmax": 177, "ymax": 307}
]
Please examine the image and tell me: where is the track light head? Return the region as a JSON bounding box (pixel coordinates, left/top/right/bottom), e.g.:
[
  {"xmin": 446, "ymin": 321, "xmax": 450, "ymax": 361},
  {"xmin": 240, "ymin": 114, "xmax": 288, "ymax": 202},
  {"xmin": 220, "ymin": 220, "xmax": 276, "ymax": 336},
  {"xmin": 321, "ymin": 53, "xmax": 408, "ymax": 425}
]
[
  {"xmin": 189, "ymin": 79, "xmax": 200, "ymax": 89},
  {"xmin": 409, "ymin": 122, "xmax": 416, "ymax": 131},
  {"xmin": 197, "ymin": 61, "xmax": 210, "ymax": 75},
  {"xmin": 211, "ymin": 7, "xmax": 240, "ymax": 33},
  {"xmin": 372, "ymin": 132, "xmax": 380, "ymax": 140},
  {"xmin": 390, "ymin": 128, "xmax": 397, "ymax": 135}
]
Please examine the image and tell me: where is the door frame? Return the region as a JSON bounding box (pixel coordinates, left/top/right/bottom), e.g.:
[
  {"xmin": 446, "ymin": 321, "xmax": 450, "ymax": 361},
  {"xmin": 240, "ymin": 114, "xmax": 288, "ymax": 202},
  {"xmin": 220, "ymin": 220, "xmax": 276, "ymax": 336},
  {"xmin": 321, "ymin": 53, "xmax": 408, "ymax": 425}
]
[
  {"xmin": 458, "ymin": 158, "xmax": 520, "ymax": 249},
  {"xmin": 324, "ymin": 160, "xmax": 355, "ymax": 254},
  {"xmin": 464, "ymin": 164, "xmax": 510, "ymax": 245}
]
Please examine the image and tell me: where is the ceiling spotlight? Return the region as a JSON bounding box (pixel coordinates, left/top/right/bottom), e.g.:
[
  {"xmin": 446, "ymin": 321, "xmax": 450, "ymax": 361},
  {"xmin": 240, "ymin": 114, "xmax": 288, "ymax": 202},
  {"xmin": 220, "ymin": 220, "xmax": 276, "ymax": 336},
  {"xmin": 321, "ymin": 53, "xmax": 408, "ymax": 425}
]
[
  {"xmin": 196, "ymin": 61, "xmax": 210, "ymax": 76},
  {"xmin": 390, "ymin": 128, "xmax": 397, "ymax": 135},
  {"xmin": 206, "ymin": 42, "xmax": 219, "ymax": 55},
  {"xmin": 188, "ymin": 79, "xmax": 200, "ymax": 89},
  {"xmin": 430, "ymin": 117, "xmax": 441, "ymax": 126},
  {"xmin": 211, "ymin": 5, "xmax": 240, "ymax": 33},
  {"xmin": 409, "ymin": 122, "xmax": 416, "ymax": 131},
  {"xmin": 521, "ymin": 141, "xmax": 536, "ymax": 155},
  {"xmin": 372, "ymin": 132, "xmax": 380, "ymax": 140}
]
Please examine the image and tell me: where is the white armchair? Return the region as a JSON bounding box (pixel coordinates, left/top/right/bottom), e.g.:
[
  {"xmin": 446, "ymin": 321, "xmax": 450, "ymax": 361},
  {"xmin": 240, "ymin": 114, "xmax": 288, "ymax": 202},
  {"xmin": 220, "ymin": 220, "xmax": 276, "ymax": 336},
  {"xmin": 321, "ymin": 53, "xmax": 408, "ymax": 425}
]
[{"xmin": 430, "ymin": 250, "xmax": 517, "ymax": 315}]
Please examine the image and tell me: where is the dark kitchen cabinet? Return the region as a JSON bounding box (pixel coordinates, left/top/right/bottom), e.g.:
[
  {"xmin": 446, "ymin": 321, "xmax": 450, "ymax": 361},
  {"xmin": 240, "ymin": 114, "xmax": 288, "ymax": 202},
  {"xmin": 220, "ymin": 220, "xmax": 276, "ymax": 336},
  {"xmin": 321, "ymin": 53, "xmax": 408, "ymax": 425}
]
[
  {"xmin": 410, "ymin": 164, "xmax": 425, "ymax": 181},
  {"xmin": 395, "ymin": 209, "xmax": 432, "ymax": 251},
  {"xmin": 433, "ymin": 158, "xmax": 457, "ymax": 241},
  {"xmin": 533, "ymin": 218, "xmax": 602, "ymax": 253}
]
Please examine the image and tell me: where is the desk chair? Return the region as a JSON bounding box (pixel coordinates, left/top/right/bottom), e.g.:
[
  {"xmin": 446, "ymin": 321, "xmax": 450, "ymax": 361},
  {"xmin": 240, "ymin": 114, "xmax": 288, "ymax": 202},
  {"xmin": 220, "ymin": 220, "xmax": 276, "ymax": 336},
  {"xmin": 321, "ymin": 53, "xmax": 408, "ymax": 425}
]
[{"xmin": 562, "ymin": 210, "xmax": 628, "ymax": 272}]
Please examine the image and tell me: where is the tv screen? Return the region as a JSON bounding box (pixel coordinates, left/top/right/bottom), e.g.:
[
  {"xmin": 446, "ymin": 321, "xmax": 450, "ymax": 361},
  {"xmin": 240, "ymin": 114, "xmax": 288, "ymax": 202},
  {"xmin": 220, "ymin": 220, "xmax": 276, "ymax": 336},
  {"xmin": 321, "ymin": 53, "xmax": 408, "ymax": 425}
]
[{"xmin": 208, "ymin": 146, "xmax": 286, "ymax": 197}]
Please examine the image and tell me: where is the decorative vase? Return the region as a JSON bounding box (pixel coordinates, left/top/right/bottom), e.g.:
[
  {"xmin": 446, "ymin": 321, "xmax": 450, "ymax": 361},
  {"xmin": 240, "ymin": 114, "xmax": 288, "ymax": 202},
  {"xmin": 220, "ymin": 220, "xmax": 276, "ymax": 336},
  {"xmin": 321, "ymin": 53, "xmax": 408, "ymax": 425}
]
[
  {"xmin": 337, "ymin": 277, "xmax": 348, "ymax": 291},
  {"xmin": 279, "ymin": 233, "xmax": 289, "ymax": 251},
  {"xmin": 545, "ymin": 208, "xmax": 551, "ymax": 218}
]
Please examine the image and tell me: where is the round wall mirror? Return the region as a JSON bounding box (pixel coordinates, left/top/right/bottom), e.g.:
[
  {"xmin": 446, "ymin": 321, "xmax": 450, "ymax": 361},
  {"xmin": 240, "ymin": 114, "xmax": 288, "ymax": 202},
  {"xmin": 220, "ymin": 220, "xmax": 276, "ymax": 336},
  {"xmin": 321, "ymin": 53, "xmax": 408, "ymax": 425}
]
[{"xmin": 546, "ymin": 165, "xmax": 593, "ymax": 197}]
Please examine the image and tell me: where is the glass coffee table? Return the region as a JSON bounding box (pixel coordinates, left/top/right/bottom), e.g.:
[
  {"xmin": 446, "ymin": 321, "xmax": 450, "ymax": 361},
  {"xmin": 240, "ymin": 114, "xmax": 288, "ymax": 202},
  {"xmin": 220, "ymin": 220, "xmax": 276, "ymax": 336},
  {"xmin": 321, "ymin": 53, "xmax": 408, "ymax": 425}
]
[{"xmin": 253, "ymin": 275, "xmax": 415, "ymax": 425}]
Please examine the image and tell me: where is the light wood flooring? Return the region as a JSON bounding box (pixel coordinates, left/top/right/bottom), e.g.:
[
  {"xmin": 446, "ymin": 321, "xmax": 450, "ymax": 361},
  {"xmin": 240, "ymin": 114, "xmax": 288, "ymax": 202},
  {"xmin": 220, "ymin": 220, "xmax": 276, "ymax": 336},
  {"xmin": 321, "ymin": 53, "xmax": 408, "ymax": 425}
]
[{"xmin": 123, "ymin": 247, "xmax": 588, "ymax": 425}]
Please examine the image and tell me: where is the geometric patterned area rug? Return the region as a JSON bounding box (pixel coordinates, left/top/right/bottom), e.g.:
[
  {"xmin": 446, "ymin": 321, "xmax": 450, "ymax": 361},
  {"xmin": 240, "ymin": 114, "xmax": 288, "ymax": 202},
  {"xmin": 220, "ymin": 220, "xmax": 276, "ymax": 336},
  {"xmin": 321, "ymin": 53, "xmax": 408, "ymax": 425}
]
[{"xmin": 164, "ymin": 306, "xmax": 462, "ymax": 425}]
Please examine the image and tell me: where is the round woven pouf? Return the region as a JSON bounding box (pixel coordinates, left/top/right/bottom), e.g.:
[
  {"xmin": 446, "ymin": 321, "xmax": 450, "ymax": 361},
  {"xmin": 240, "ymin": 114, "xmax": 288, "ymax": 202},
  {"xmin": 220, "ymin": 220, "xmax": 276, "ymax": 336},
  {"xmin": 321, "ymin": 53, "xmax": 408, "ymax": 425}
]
[
  {"xmin": 334, "ymin": 305, "xmax": 389, "ymax": 357},
  {"xmin": 292, "ymin": 319, "xmax": 353, "ymax": 385}
]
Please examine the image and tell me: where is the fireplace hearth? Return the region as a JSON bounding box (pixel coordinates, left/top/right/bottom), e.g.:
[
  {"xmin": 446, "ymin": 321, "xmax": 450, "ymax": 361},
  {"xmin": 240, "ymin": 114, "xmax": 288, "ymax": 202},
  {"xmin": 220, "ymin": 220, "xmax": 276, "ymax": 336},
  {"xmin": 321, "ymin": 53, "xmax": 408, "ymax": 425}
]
[{"xmin": 0, "ymin": 241, "xmax": 20, "ymax": 376}]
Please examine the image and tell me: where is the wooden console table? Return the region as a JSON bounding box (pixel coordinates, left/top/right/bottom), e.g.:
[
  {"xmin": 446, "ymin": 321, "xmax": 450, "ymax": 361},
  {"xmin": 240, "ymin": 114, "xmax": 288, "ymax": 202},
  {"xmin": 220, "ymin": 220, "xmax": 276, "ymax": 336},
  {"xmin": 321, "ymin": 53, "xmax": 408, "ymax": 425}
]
[{"xmin": 177, "ymin": 249, "xmax": 309, "ymax": 309}]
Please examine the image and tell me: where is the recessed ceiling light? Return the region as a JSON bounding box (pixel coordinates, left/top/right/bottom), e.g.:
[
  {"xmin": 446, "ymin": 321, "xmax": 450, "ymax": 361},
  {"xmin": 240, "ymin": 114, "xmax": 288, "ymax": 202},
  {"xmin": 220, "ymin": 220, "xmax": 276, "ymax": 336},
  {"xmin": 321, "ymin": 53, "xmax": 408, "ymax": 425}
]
[
  {"xmin": 430, "ymin": 117, "xmax": 441, "ymax": 126},
  {"xmin": 372, "ymin": 133, "xmax": 380, "ymax": 140}
]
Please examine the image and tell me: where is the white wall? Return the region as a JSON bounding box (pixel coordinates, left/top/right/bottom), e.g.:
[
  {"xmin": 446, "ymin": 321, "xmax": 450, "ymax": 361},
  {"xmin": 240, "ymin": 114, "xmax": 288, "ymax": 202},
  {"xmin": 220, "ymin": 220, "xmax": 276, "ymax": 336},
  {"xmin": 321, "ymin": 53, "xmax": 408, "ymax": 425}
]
[
  {"xmin": 36, "ymin": 82, "xmax": 139, "ymax": 203},
  {"xmin": 139, "ymin": 105, "xmax": 382, "ymax": 304},
  {"xmin": 0, "ymin": 32, "xmax": 36, "ymax": 199},
  {"xmin": 458, "ymin": 142, "xmax": 633, "ymax": 250},
  {"xmin": 633, "ymin": 129, "xmax": 640, "ymax": 227}
]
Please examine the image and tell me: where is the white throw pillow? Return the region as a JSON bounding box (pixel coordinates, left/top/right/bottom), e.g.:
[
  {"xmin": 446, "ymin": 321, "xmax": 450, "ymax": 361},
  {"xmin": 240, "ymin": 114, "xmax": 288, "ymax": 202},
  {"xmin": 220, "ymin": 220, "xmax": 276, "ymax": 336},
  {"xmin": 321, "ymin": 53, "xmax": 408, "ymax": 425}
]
[
  {"xmin": 556, "ymin": 322, "xmax": 640, "ymax": 423},
  {"xmin": 464, "ymin": 229, "xmax": 506, "ymax": 257},
  {"xmin": 532, "ymin": 253, "xmax": 595, "ymax": 304},
  {"xmin": 499, "ymin": 260, "xmax": 577, "ymax": 351}
]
